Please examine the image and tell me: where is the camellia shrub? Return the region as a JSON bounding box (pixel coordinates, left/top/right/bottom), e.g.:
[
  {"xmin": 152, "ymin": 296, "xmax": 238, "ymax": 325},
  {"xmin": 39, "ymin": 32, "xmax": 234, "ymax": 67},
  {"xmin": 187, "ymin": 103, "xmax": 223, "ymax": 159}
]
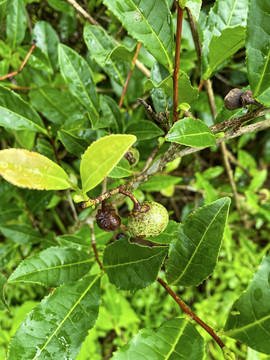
[{"xmin": 0, "ymin": 0, "xmax": 270, "ymax": 359}]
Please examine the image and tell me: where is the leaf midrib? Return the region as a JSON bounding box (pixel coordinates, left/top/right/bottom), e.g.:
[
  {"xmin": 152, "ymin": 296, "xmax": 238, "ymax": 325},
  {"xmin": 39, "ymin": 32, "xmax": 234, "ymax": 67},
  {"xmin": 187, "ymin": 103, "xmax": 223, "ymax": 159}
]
[
  {"xmin": 32, "ymin": 274, "xmax": 100, "ymax": 360},
  {"xmin": 0, "ymin": 105, "xmax": 46, "ymax": 134},
  {"xmin": 172, "ymin": 202, "xmax": 227, "ymax": 285},
  {"xmin": 60, "ymin": 46, "xmax": 99, "ymax": 117},
  {"xmin": 163, "ymin": 320, "xmax": 188, "ymax": 359},
  {"xmin": 104, "ymin": 250, "xmax": 166, "ymax": 269},
  {"xmin": 9, "ymin": 259, "xmax": 92, "ymax": 282}
]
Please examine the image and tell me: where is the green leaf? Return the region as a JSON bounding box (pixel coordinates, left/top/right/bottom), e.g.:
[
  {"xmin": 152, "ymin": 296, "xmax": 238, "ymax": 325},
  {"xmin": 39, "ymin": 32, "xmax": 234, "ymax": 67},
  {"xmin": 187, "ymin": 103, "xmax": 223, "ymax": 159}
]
[
  {"xmin": 203, "ymin": 26, "xmax": 246, "ymax": 80},
  {"xmin": 7, "ymin": 275, "xmax": 101, "ymax": 360},
  {"xmin": 58, "ymin": 44, "xmax": 99, "ymax": 117},
  {"xmin": 166, "ymin": 197, "xmax": 231, "ymax": 286},
  {"xmin": 33, "ymin": 21, "xmax": 60, "ymax": 72},
  {"xmin": 80, "ymin": 134, "xmax": 136, "ymax": 193},
  {"xmin": 201, "ymin": 0, "xmax": 248, "ymax": 75},
  {"xmin": 6, "ymin": 0, "xmax": 27, "ymax": 49},
  {"xmin": 149, "ymin": 62, "xmax": 172, "ymax": 113},
  {"xmin": 0, "ymin": 149, "xmax": 71, "ymax": 190},
  {"xmin": 0, "ymin": 273, "xmax": 7, "ymax": 310},
  {"xmin": 108, "ymin": 157, "xmax": 132, "ymax": 178},
  {"xmin": 139, "ymin": 175, "xmax": 182, "ymax": 191},
  {"xmin": 47, "ymin": 0, "xmax": 74, "ymax": 16},
  {"xmin": 0, "ymin": 85, "xmax": 47, "ymax": 134},
  {"xmin": 126, "ymin": 120, "xmax": 164, "ymax": 140},
  {"xmin": 103, "ymin": 238, "xmax": 168, "ymax": 291},
  {"xmin": 0, "ymin": 203, "xmax": 22, "ymax": 224},
  {"xmin": 224, "ymin": 253, "xmax": 270, "ymax": 355},
  {"xmin": 246, "ymin": 0, "xmax": 270, "ymax": 106},
  {"xmin": 100, "ymin": 95, "xmax": 123, "ymax": 133},
  {"xmin": 144, "ymin": 70, "xmax": 198, "ymax": 105},
  {"xmin": 0, "ymin": 244, "xmax": 18, "ymax": 270},
  {"xmin": 8, "ymin": 247, "xmax": 92, "ymax": 286},
  {"xmin": 84, "ymin": 25, "xmax": 130, "ymax": 86},
  {"xmin": 58, "ymin": 130, "xmax": 89, "ymax": 157},
  {"xmin": 103, "ymin": 0, "xmax": 173, "ymax": 71},
  {"xmin": 21, "ymin": 189, "xmax": 54, "ymax": 216},
  {"xmin": 186, "ymin": 0, "xmax": 202, "ymax": 21},
  {"xmin": 17, "ymin": 46, "xmax": 53, "ymax": 74},
  {"xmin": 145, "ymin": 220, "xmax": 179, "ymax": 245},
  {"xmin": 112, "ymin": 317, "xmax": 205, "ymax": 360},
  {"xmin": 29, "ymin": 87, "xmax": 84, "ymax": 125},
  {"xmin": 165, "ymin": 117, "xmax": 216, "ymax": 147},
  {"xmin": 0, "ymin": 224, "xmax": 43, "ymax": 245}
]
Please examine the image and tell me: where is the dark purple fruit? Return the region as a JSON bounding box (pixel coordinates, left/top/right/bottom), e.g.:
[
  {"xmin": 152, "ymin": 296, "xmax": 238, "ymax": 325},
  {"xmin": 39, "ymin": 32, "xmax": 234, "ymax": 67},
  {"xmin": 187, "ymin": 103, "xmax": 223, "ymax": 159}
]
[{"xmin": 96, "ymin": 205, "xmax": 121, "ymax": 232}]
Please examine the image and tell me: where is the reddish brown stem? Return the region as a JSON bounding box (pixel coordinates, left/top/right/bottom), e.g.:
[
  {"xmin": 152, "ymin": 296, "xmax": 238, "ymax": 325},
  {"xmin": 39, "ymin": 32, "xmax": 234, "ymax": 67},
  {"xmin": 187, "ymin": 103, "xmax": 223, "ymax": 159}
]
[
  {"xmin": 90, "ymin": 223, "xmax": 103, "ymax": 270},
  {"xmin": 198, "ymin": 79, "xmax": 206, "ymax": 91},
  {"xmin": 84, "ymin": 185, "xmax": 141, "ymax": 211},
  {"xmin": 119, "ymin": 42, "xmax": 142, "ymax": 108},
  {"xmin": 157, "ymin": 277, "xmax": 225, "ymax": 349},
  {"xmin": 173, "ymin": 4, "xmax": 184, "ymax": 123},
  {"xmin": 0, "ymin": 43, "xmax": 36, "ymax": 81}
]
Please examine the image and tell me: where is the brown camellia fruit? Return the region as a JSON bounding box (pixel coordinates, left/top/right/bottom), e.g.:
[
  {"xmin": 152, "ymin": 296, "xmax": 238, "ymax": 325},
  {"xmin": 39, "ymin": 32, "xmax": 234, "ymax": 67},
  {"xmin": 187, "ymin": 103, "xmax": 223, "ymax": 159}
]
[
  {"xmin": 127, "ymin": 201, "xmax": 169, "ymax": 238},
  {"xmin": 96, "ymin": 205, "xmax": 121, "ymax": 232}
]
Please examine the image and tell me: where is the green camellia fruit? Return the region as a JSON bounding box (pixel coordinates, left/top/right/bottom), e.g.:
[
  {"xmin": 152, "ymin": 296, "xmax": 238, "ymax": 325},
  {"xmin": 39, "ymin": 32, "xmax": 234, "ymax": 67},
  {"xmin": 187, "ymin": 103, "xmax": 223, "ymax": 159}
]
[{"xmin": 127, "ymin": 201, "xmax": 169, "ymax": 238}]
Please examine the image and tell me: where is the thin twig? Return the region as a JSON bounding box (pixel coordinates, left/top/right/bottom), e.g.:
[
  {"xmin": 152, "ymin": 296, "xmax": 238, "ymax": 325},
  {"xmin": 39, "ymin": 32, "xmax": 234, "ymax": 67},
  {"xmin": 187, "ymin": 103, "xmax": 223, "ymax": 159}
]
[
  {"xmin": 141, "ymin": 145, "xmax": 160, "ymax": 172},
  {"xmin": 157, "ymin": 277, "xmax": 225, "ymax": 349},
  {"xmin": 226, "ymin": 151, "xmax": 252, "ymax": 177},
  {"xmin": 173, "ymin": 3, "xmax": 184, "ymax": 123},
  {"xmin": 130, "ymin": 117, "xmax": 270, "ymax": 190},
  {"xmin": 65, "ymin": 0, "xmax": 101, "ymax": 26},
  {"xmin": 67, "ymin": 189, "xmax": 79, "ymax": 223},
  {"xmin": 90, "ymin": 222, "xmax": 103, "ymax": 270},
  {"xmin": 0, "ymin": 43, "xmax": 36, "ymax": 81},
  {"xmin": 198, "ymin": 79, "xmax": 206, "ymax": 91},
  {"xmin": 186, "ymin": 8, "xmax": 201, "ymax": 66},
  {"xmin": 119, "ymin": 42, "xmax": 142, "ymax": 108},
  {"xmin": 221, "ymin": 142, "xmax": 245, "ymax": 221},
  {"xmin": 64, "ymin": 0, "xmax": 150, "ymax": 78}
]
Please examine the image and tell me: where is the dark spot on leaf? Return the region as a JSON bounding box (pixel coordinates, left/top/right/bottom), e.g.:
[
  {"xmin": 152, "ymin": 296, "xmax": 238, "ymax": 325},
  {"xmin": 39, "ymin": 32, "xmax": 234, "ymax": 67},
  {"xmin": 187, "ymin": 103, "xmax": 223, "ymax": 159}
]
[{"xmin": 254, "ymin": 288, "xmax": 263, "ymax": 301}]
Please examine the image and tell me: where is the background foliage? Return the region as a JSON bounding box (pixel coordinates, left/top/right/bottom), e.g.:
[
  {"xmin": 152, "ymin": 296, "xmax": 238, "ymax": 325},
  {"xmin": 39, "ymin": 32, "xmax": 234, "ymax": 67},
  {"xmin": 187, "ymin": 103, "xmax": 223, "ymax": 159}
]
[{"xmin": 0, "ymin": 0, "xmax": 270, "ymax": 359}]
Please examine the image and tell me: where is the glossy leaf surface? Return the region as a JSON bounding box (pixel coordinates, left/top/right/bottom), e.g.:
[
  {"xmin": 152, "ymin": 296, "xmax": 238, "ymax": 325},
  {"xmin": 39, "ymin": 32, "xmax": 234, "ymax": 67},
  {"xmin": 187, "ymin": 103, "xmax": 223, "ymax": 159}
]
[
  {"xmin": 0, "ymin": 224, "xmax": 43, "ymax": 245},
  {"xmin": 6, "ymin": 0, "xmax": 27, "ymax": 49},
  {"xmin": 166, "ymin": 197, "xmax": 231, "ymax": 286},
  {"xmin": 203, "ymin": 26, "xmax": 245, "ymax": 80},
  {"xmin": 8, "ymin": 247, "xmax": 92, "ymax": 286},
  {"xmin": 145, "ymin": 70, "xmax": 198, "ymax": 106},
  {"xmin": 58, "ymin": 44, "xmax": 99, "ymax": 116},
  {"xmin": 29, "ymin": 87, "xmax": 83, "ymax": 125},
  {"xmin": 139, "ymin": 175, "xmax": 182, "ymax": 191},
  {"xmin": 246, "ymin": 0, "xmax": 270, "ymax": 106},
  {"xmin": 112, "ymin": 317, "xmax": 205, "ymax": 360},
  {"xmin": 201, "ymin": 0, "xmax": 248, "ymax": 74},
  {"xmin": 165, "ymin": 118, "xmax": 216, "ymax": 147},
  {"xmin": 58, "ymin": 130, "xmax": 89, "ymax": 157},
  {"xmin": 7, "ymin": 275, "xmax": 101, "ymax": 360},
  {"xmin": 33, "ymin": 21, "xmax": 60, "ymax": 72},
  {"xmin": 80, "ymin": 135, "xmax": 136, "ymax": 193},
  {"xmin": 103, "ymin": 238, "xmax": 168, "ymax": 291},
  {"xmin": 103, "ymin": 0, "xmax": 173, "ymax": 71},
  {"xmin": 0, "ymin": 149, "xmax": 71, "ymax": 190},
  {"xmin": 224, "ymin": 253, "xmax": 270, "ymax": 354},
  {"xmin": 0, "ymin": 85, "xmax": 47, "ymax": 134},
  {"xmin": 126, "ymin": 120, "xmax": 164, "ymax": 140},
  {"xmin": 84, "ymin": 25, "xmax": 129, "ymax": 86},
  {"xmin": 108, "ymin": 157, "xmax": 132, "ymax": 178}
]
